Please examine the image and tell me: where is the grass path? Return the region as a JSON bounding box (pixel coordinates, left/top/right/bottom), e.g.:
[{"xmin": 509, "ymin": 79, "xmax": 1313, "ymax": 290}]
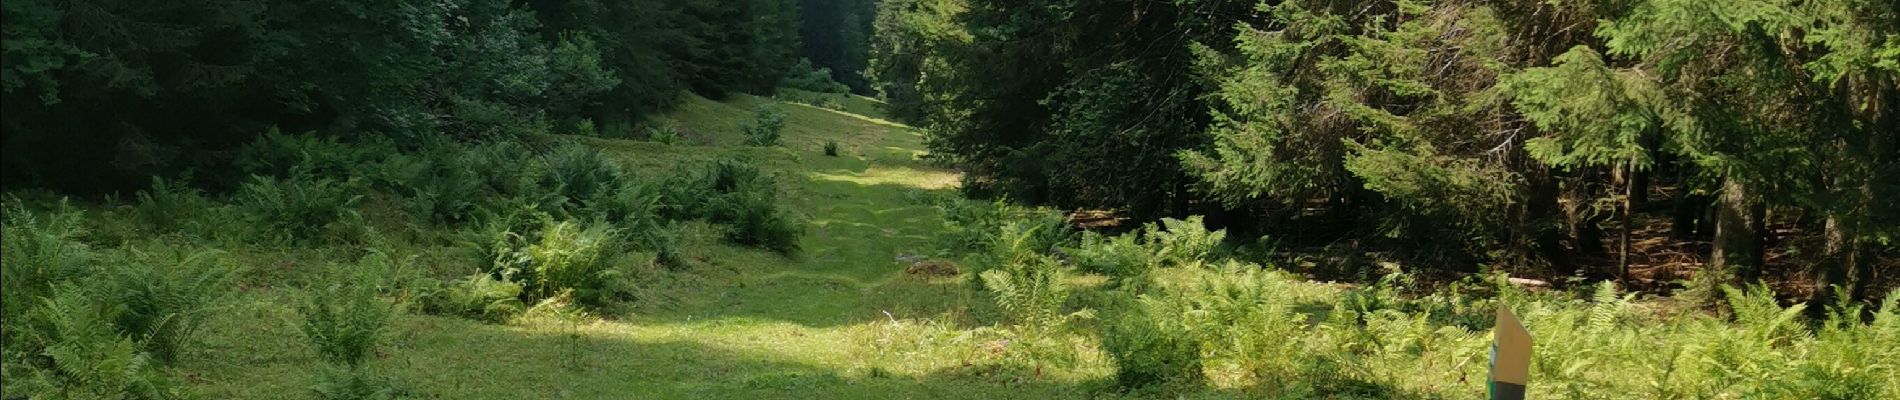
[{"xmin": 181, "ymin": 94, "xmax": 1110, "ymax": 399}]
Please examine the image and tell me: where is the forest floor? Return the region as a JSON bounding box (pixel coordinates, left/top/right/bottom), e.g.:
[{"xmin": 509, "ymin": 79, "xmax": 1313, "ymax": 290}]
[{"xmin": 176, "ymin": 93, "xmax": 1122, "ymax": 399}]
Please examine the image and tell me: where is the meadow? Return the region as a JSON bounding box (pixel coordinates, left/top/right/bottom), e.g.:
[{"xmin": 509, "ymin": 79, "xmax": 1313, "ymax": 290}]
[{"xmin": 3, "ymin": 93, "xmax": 1896, "ymax": 400}]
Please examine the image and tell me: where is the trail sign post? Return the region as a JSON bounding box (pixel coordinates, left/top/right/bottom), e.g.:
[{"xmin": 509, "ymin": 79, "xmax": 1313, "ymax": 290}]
[{"xmin": 1489, "ymin": 304, "xmax": 1531, "ymax": 400}]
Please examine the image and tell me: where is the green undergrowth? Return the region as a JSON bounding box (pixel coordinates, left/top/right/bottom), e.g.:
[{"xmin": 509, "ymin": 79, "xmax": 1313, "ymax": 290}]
[{"xmin": 4, "ymin": 93, "xmax": 1894, "ymax": 399}]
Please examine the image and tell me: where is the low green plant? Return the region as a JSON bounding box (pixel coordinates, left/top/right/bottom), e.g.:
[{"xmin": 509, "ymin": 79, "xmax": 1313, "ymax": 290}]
[
  {"xmin": 372, "ymin": 145, "xmax": 484, "ymax": 225},
  {"xmin": 823, "ymin": 140, "xmax": 840, "ymax": 157},
  {"xmin": 421, "ymin": 273, "xmax": 526, "ymax": 322},
  {"xmin": 299, "ymin": 277, "xmax": 393, "ymax": 367},
  {"xmin": 4, "ymin": 285, "xmax": 184, "ymax": 400},
  {"xmin": 536, "ymin": 143, "xmax": 630, "ymax": 213},
  {"xmin": 132, "ymin": 176, "xmax": 215, "ymax": 234},
  {"xmin": 644, "ymin": 122, "xmax": 683, "ymax": 145},
  {"xmin": 1144, "ymin": 216, "xmax": 1225, "ymax": 267},
  {"xmin": 91, "ymin": 247, "xmax": 237, "ymax": 363},
  {"xmin": 978, "ymin": 254, "xmax": 1073, "ymax": 338},
  {"xmin": 235, "ymin": 127, "xmax": 375, "ymax": 179},
  {"xmin": 522, "ymin": 220, "xmax": 622, "ymax": 305},
  {"xmin": 1101, "ymin": 295, "xmax": 1203, "ymax": 390},
  {"xmin": 709, "ymin": 189, "xmax": 801, "ymax": 254},
  {"xmin": 741, "ymin": 104, "xmax": 788, "ymax": 146},
  {"xmin": 1071, "ymin": 231, "xmax": 1150, "ymax": 279},
  {"xmin": 1, "ymin": 198, "xmax": 93, "ymax": 341},
  {"xmin": 236, "ymin": 169, "xmax": 364, "ymax": 244},
  {"xmin": 310, "ymin": 364, "xmax": 412, "ymax": 400}
]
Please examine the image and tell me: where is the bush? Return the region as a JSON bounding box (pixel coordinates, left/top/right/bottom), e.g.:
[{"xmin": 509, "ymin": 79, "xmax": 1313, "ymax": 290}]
[
  {"xmin": 235, "ymin": 128, "xmax": 376, "ymax": 179},
  {"xmin": 823, "ymin": 140, "xmax": 840, "ymax": 157},
  {"xmin": 979, "ymin": 255, "xmax": 1072, "ymax": 338},
  {"xmin": 236, "ymin": 170, "xmax": 364, "ymax": 244},
  {"xmin": 710, "ymin": 189, "xmax": 802, "ymax": 254},
  {"xmin": 656, "ymin": 158, "xmax": 801, "ymax": 253},
  {"xmin": 91, "ymin": 248, "xmax": 236, "ymax": 363},
  {"xmin": 4, "ymin": 285, "xmax": 184, "ymax": 400},
  {"xmin": 1144, "ymin": 216, "xmax": 1225, "ymax": 267},
  {"xmin": 1101, "ymin": 297, "xmax": 1204, "ymax": 389},
  {"xmin": 778, "ymin": 59, "xmax": 850, "ymax": 93},
  {"xmin": 741, "ymin": 105, "xmax": 788, "ymax": 146},
  {"xmin": 1072, "ymin": 231, "xmax": 1150, "ymax": 279},
  {"xmin": 1, "ymin": 199, "xmax": 93, "ymax": 338},
  {"xmin": 133, "ymin": 176, "xmax": 215, "ymax": 234},
  {"xmin": 299, "ymin": 277, "xmax": 392, "ymax": 367},
  {"xmin": 536, "ymin": 143, "xmax": 634, "ymax": 214},
  {"xmin": 521, "ymin": 220, "xmax": 622, "ymax": 305},
  {"xmin": 643, "ymin": 122, "xmax": 684, "ymax": 145},
  {"xmin": 309, "ymin": 364, "xmax": 412, "ymax": 400},
  {"xmin": 372, "ymin": 145, "xmax": 485, "ymax": 225}
]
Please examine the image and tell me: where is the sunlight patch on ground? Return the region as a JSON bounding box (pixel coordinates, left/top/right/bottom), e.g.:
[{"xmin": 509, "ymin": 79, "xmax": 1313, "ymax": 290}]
[{"xmin": 809, "ymin": 166, "xmax": 960, "ymax": 190}]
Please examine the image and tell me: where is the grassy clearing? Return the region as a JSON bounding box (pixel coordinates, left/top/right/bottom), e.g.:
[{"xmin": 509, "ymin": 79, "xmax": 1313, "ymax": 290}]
[{"xmin": 6, "ymin": 93, "xmax": 1895, "ymax": 400}]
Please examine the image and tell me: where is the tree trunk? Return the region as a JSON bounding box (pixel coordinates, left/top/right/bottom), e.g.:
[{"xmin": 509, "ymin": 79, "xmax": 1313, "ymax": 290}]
[
  {"xmin": 1619, "ymin": 162, "xmax": 1634, "ymax": 280},
  {"xmin": 1710, "ymin": 176, "xmax": 1763, "ymax": 283}
]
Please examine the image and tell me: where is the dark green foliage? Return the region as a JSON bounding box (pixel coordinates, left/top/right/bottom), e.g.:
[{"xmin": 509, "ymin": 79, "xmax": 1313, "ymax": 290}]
[
  {"xmin": 1101, "ymin": 297, "xmax": 1203, "ymax": 389},
  {"xmin": 372, "ymin": 145, "xmax": 485, "ymax": 225},
  {"xmin": 796, "ymin": 0, "xmax": 877, "ymax": 94},
  {"xmin": 2, "ymin": 0, "xmax": 804, "ymax": 194},
  {"xmin": 520, "ymin": 220, "xmax": 624, "ymax": 304},
  {"xmin": 4, "ymin": 285, "xmax": 185, "ymax": 400},
  {"xmin": 780, "ymin": 59, "xmax": 850, "ymax": 93},
  {"xmin": 309, "ymin": 364, "xmax": 413, "ymax": 400},
  {"xmin": 133, "ymin": 176, "xmax": 215, "ymax": 235},
  {"xmin": 236, "ymin": 170, "xmax": 364, "ymax": 244},
  {"xmin": 656, "ymin": 159, "xmax": 801, "ymax": 253},
  {"xmin": 1071, "ymin": 231, "xmax": 1148, "ymax": 279},
  {"xmin": 300, "ymin": 279, "xmax": 392, "ymax": 367},
  {"xmin": 742, "ymin": 105, "xmax": 790, "ymax": 146},
  {"xmin": 90, "ymin": 248, "xmax": 236, "ymax": 363},
  {"xmin": 1, "ymin": 199, "xmax": 93, "ymax": 337},
  {"xmin": 823, "ymin": 140, "xmax": 840, "ymax": 157},
  {"xmin": 535, "ymin": 143, "xmax": 628, "ymax": 212}
]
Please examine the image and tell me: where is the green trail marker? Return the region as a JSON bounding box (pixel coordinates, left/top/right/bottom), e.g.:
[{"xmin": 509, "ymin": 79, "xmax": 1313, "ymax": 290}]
[{"xmin": 1489, "ymin": 304, "xmax": 1531, "ymax": 400}]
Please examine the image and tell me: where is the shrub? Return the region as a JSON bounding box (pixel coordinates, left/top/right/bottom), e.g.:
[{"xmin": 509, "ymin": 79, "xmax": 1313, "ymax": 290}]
[
  {"xmin": 4, "ymin": 285, "xmax": 183, "ymax": 400},
  {"xmin": 1144, "ymin": 216, "xmax": 1225, "ymax": 267},
  {"xmin": 573, "ymin": 118, "xmax": 599, "ymax": 137},
  {"xmin": 823, "ymin": 140, "xmax": 840, "ymax": 157},
  {"xmin": 1072, "ymin": 231, "xmax": 1150, "ymax": 279},
  {"xmin": 235, "ymin": 128, "xmax": 374, "ymax": 179},
  {"xmin": 133, "ymin": 176, "xmax": 215, "ymax": 234},
  {"xmin": 522, "ymin": 220, "xmax": 622, "ymax": 305},
  {"xmin": 236, "ymin": 170, "xmax": 364, "ymax": 244},
  {"xmin": 741, "ymin": 104, "xmax": 788, "ymax": 146},
  {"xmin": 710, "ymin": 189, "xmax": 801, "ymax": 254},
  {"xmin": 309, "ymin": 364, "xmax": 411, "ymax": 400},
  {"xmin": 778, "ymin": 59, "xmax": 849, "ymax": 93},
  {"xmin": 420, "ymin": 273, "xmax": 525, "ymax": 323},
  {"xmin": 299, "ymin": 277, "xmax": 392, "ymax": 367},
  {"xmin": 462, "ymin": 141, "xmax": 535, "ymax": 198},
  {"xmin": 373, "ymin": 149, "xmax": 485, "ymax": 225},
  {"xmin": 91, "ymin": 248, "xmax": 236, "ymax": 362},
  {"xmin": 1101, "ymin": 297, "xmax": 1204, "ymax": 389},
  {"xmin": 656, "ymin": 158, "xmax": 801, "ymax": 253},
  {"xmin": 979, "ymin": 255, "xmax": 1072, "ymax": 338},
  {"xmin": 643, "ymin": 122, "xmax": 683, "ymax": 145},
  {"xmin": 536, "ymin": 143, "xmax": 629, "ymax": 213},
  {"xmin": 1, "ymin": 198, "xmax": 93, "ymax": 338}
]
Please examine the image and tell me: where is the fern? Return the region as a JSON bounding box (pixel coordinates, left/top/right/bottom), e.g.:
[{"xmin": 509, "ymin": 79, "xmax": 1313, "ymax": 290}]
[
  {"xmin": 979, "ymin": 256, "xmax": 1072, "ymax": 338},
  {"xmin": 10, "ymin": 285, "xmax": 180, "ymax": 400}
]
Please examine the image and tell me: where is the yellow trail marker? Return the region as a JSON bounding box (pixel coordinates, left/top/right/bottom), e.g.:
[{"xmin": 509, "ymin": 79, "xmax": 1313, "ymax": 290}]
[{"xmin": 1489, "ymin": 304, "xmax": 1531, "ymax": 400}]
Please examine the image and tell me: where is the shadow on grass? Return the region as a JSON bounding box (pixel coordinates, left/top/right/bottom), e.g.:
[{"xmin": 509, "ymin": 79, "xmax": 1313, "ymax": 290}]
[{"xmin": 380, "ymin": 316, "xmax": 1108, "ymax": 400}]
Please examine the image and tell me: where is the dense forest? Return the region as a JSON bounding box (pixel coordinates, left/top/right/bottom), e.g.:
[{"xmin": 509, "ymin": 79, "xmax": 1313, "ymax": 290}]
[
  {"xmin": 2, "ymin": 0, "xmax": 1897, "ymax": 399},
  {"xmin": 872, "ymin": 0, "xmax": 1898, "ymax": 305}
]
